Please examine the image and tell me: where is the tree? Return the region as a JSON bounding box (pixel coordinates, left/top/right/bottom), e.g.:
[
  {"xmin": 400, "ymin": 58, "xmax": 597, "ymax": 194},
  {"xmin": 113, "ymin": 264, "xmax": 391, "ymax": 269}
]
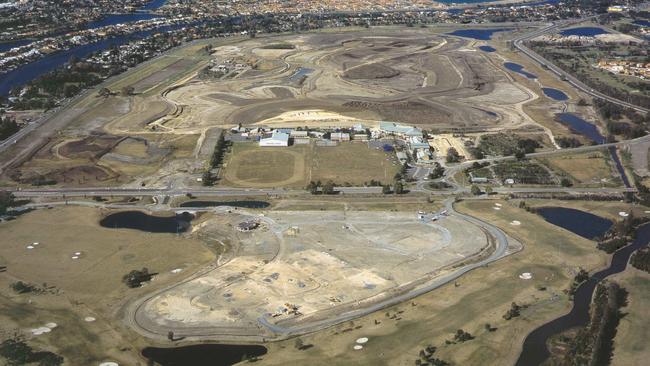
[
  {"xmin": 429, "ymin": 162, "xmax": 445, "ymax": 179},
  {"xmin": 294, "ymin": 338, "xmax": 304, "ymax": 350},
  {"xmin": 122, "ymin": 268, "xmax": 155, "ymax": 288},
  {"xmin": 0, "ymin": 191, "xmax": 15, "ymax": 215},
  {"xmin": 307, "ymin": 181, "xmax": 320, "ymax": 194},
  {"xmin": 98, "ymin": 87, "xmax": 111, "ymax": 98},
  {"xmin": 121, "ymin": 85, "xmax": 135, "ymax": 96},
  {"xmin": 382, "ymin": 184, "xmax": 391, "ymax": 194},
  {"xmin": 485, "ymin": 186, "xmax": 493, "ymax": 195},
  {"xmin": 470, "ymin": 185, "xmax": 481, "ymax": 195},
  {"xmin": 446, "ymin": 147, "xmax": 461, "ymax": 163},
  {"xmin": 394, "ymin": 181, "xmax": 404, "ymax": 194},
  {"xmin": 560, "ymin": 178, "xmax": 572, "ymax": 187},
  {"xmin": 322, "ymin": 180, "xmax": 335, "ymax": 195},
  {"xmin": 202, "ymin": 171, "xmax": 214, "ymax": 186},
  {"xmin": 515, "ymin": 150, "xmax": 526, "ymax": 160},
  {"xmin": 167, "ymin": 331, "xmax": 174, "ymax": 341}
]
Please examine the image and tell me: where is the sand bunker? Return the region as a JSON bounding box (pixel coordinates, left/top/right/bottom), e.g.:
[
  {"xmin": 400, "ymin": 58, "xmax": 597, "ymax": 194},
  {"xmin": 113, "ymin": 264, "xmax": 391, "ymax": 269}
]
[
  {"xmin": 511, "ymin": 220, "xmax": 521, "ymax": 226},
  {"xmin": 519, "ymin": 272, "xmax": 532, "ymax": 280}
]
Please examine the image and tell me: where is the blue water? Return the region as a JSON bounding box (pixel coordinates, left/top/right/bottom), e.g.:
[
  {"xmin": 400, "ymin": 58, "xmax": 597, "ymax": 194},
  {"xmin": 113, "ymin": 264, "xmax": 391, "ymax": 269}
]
[
  {"xmin": 504, "ymin": 62, "xmax": 537, "ymax": 79},
  {"xmin": 447, "ymin": 28, "xmax": 512, "ymax": 41},
  {"xmin": 633, "ymin": 20, "xmax": 650, "ymax": 27},
  {"xmin": 556, "ymin": 113, "xmax": 630, "ymax": 188},
  {"xmin": 87, "ymin": 13, "xmax": 161, "ymax": 29},
  {"xmin": 478, "ymin": 45, "xmax": 496, "ymax": 52},
  {"xmin": 536, "ymin": 207, "xmax": 612, "ymax": 240},
  {"xmin": 559, "ymin": 27, "xmax": 609, "ymax": 37},
  {"xmin": 0, "ymin": 39, "xmax": 32, "ymax": 53},
  {"xmin": 141, "ymin": 0, "xmax": 167, "ymax": 10},
  {"xmin": 542, "ymin": 87, "xmax": 568, "ymax": 101},
  {"xmin": 289, "ymin": 67, "xmax": 313, "ymax": 82},
  {"xmin": 0, "ymin": 25, "xmax": 184, "ymax": 96},
  {"xmin": 556, "ymin": 113, "xmax": 604, "ymax": 143}
]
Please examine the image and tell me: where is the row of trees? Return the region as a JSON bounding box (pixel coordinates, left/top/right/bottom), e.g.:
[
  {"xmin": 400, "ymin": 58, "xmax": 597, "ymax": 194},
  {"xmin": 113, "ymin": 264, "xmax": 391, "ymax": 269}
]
[{"xmin": 203, "ymin": 131, "xmax": 228, "ymax": 186}]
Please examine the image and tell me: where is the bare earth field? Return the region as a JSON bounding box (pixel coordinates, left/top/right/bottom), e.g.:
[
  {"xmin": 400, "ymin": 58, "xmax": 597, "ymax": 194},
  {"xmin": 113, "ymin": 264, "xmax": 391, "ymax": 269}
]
[
  {"xmin": 1, "ymin": 25, "xmax": 568, "ymax": 189},
  {"xmin": 253, "ymin": 199, "xmax": 610, "ymax": 366},
  {"xmin": 222, "ymin": 142, "xmax": 399, "ymax": 187}
]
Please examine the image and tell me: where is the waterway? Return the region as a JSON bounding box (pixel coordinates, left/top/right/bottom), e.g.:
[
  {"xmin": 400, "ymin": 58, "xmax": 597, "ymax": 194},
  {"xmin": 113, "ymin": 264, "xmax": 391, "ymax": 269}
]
[
  {"xmin": 142, "ymin": 344, "xmax": 267, "ymax": 366},
  {"xmin": 542, "ymin": 87, "xmax": 568, "ymax": 101},
  {"xmin": 0, "ymin": 24, "xmax": 187, "ymax": 96},
  {"xmin": 516, "ymin": 223, "xmax": 650, "ymax": 365},
  {"xmin": 447, "ymin": 28, "xmax": 512, "ymax": 40},
  {"xmin": 99, "ymin": 211, "xmax": 193, "ymax": 233},
  {"xmin": 180, "ymin": 200, "xmax": 270, "ymax": 208},
  {"xmin": 555, "ymin": 113, "xmax": 631, "ymax": 188},
  {"xmin": 559, "ymin": 27, "xmax": 609, "ymax": 37},
  {"xmin": 536, "ymin": 207, "xmax": 612, "ymax": 240},
  {"xmin": 504, "ymin": 62, "xmax": 537, "ymax": 79}
]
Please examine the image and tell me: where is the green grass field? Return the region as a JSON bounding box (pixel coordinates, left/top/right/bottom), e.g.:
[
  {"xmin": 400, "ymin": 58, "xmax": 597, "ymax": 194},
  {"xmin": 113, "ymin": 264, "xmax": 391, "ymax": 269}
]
[{"xmin": 221, "ymin": 142, "xmax": 399, "ymax": 188}]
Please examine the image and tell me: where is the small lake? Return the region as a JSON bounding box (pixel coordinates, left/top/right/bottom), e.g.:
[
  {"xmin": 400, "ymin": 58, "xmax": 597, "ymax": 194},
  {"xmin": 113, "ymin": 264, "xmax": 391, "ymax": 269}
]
[
  {"xmin": 559, "ymin": 27, "xmax": 609, "ymax": 37},
  {"xmin": 542, "ymin": 87, "xmax": 568, "ymax": 101},
  {"xmin": 0, "ymin": 39, "xmax": 32, "ymax": 53},
  {"xmin": 447, "ymin": 28, "xmax": 512, "ymax": 41},
  {"xmin": 516, "ymin": 223, "xmax": 650, "ymax": 365},
  {"xmin": 288, "ymin": 67, "xmax": 313, "ymax": 82},
  {"xmin": 100, "ymin": 211, "xmax": 193, "ymax": 233},
  {"xmin": 535, "ymin": 207, "xmax": 612, "ymax": 240},
  {"xmin": 555, "ymin": 113, "xmax": 604, "ymax": 144},
  {"xmin": 478, "ymin": 45, "xmax": 496, "ymax": 52},
  {"xmin": 180, "ymin": 200, "xmax": 270, "ymax": 208},
  {"xmin": 142, "ymin": 344, "xmax": 267, "ymax": 366},
  {"xmin": 633, "ymin": 20, "xmax": 650, "ymax": 27},
  {"xmin": 504, "ymin": 62, "xmax": 537, "ymax": 79}
]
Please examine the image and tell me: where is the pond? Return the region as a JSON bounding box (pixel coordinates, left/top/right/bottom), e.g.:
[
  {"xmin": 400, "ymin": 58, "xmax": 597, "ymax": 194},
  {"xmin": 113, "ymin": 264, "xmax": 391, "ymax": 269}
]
[
  {"xmin": 289, "ymin": 67, "xmax": 313, "ymax": 82},
  {"xmin": 478, "ymin": 45, "xmax": 496, "ymax": 52},
  {"xmin": 516, "ymin": 223, "xmax": 650, "ymax": 365},
  {"xmin": 542, "ymin": 87, "xmax": 568, "ymax": 101},
  {"xmin": 504, "ymin": 62, "xmax": 537, "ymax": 79},
  {"xmin": 447, "ymin": 28, "xmax": 512, "ymax": 41},
  {"xmin": 555, "ymin": 113, "xmax": 604, "ymax": 144},
  {"xmin": 180, "ymin": 200, "xmax": 270, "ymax": 208},
  {"xmin": 559, "ymin": 27, "xmax": 609, "ymax": 37},
  {"xmin": 99, "ymin": 211, "xmax": 193, "ymax": 233},
  {"xmin": 535, "ymin": 207, "xmax": 612, "ymax": 240},
  {"xmin": 142, "ymin": 344, "xmax": 267, "ymax": 366}
]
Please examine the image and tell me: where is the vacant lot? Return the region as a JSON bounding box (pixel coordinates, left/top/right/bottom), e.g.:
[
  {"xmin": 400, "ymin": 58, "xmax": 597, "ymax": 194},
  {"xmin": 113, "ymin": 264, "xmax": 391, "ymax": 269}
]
[
  {"xmin": 222, "ymin": 142, "xmax": 398, "ymax": 187},
  {"xmin": 539, "ymin": 150, "xmax": 620, "ymax": 187},
  {"xmin": 256, "ymin": 199, "xmax": 609, "ymax": 366}
]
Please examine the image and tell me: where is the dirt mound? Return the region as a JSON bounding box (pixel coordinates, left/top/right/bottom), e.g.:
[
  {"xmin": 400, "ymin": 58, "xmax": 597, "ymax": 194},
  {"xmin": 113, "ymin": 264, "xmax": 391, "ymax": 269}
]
[
  {"xmin": 343, "ymin": 100, "xmax": 452, "ymax": 125},
  {"xmin": 343, "ymin": 64, "xmax": 400, "ymax": 80}
]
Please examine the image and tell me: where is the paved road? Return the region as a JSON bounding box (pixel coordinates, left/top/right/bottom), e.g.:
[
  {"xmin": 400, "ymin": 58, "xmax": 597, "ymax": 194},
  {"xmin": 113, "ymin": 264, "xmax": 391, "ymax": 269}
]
[{"xmin": 513, "ymin": 19, "xmax": 649, "ymax": 114}]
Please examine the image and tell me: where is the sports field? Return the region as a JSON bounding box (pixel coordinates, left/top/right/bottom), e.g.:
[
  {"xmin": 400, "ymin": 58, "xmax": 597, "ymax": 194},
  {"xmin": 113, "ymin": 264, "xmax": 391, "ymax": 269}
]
[{"xmin": 221, "ymin": 142, "xmax": 399, "ymax": 187}]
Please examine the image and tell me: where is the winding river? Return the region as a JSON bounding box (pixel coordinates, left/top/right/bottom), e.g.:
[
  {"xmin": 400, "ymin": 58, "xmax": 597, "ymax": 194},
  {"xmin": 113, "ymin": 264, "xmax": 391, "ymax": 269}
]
[{"xmin": 516, "ymin": 221, "xmax": 650, "ymax": 365}]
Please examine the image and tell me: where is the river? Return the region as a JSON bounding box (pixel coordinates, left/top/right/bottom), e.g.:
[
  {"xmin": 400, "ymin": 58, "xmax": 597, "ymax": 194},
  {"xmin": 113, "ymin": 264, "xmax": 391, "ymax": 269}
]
[{"xmin": 515, "ymin": 222, "xmax": 650, "ymax": 365}]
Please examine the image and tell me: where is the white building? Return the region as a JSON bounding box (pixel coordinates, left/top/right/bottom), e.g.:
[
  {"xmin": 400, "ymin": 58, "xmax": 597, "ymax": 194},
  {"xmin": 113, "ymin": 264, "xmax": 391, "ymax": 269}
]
[{"xmin": 259, "ymin": 132, "xmax": 289, "ymax": 147}]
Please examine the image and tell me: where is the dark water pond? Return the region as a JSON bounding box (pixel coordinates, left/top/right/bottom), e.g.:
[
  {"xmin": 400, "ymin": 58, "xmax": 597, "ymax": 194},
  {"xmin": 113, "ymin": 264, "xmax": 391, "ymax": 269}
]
[
  {"xmin": 542, "ymin": 87, "xmax": 568, "ymax": 101},
  {"xmin": 478, "ymin": 45, "xmax": 496, "ymax": 52},
  {"xmin": 633, "ymin": 20, "xmax": 650, "ymax": 27},
  {"xmin": 556, "ymin": 113, "xmax": 604, "ymax": 143},
  {"xmin": 99, "ymin": 211, "xmax": 193, "ymax": 233},
  {"xmin": 516, "ymin": 223, "xmax": 650, "ymax": 365},
  {"xmin": 142, "ymin": 344, "xmax": 267, "ymax": 366},
  {"xmin": 180, "ymin": 200, "xmax": 270, "ymax": 208},
  {"xmin": 504, "ymin": 62, "xmax": 537, "ymax": 79},
  {"xmin": 555, "ymin": 113, "xmax": 631, "ymax": 187},
  {"xmin": 559, "ymin": 27, "xmax": 609, "ymax": 37},
  {"xmin": 447, "ymin": 28, "xmax": 512, "ymax": 40},
  {"xmin": 536, "ymin": 207, "xmax": 612, "ymax": 240}
]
